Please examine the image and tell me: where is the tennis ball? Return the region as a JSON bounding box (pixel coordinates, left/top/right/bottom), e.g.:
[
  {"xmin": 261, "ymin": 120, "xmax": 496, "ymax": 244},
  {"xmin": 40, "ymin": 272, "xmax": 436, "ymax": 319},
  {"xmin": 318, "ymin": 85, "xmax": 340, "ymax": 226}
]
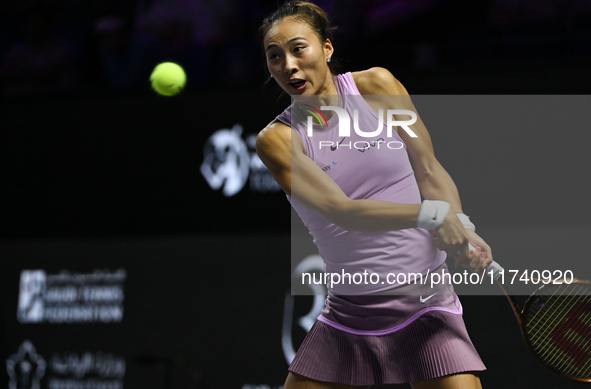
[{"xmin": 150, "ymin": 62, "xmax": 186, "ymax": 96}]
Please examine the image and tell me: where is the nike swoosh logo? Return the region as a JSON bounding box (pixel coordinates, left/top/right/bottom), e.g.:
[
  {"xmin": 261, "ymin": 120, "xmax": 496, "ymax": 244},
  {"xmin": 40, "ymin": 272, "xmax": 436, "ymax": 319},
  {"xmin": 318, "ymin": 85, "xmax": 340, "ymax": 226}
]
[
  {"xmin": 419, "ymin": 292, "xmax": 438, "ymax": 303},
  {"xmin": 330, "ymin": 137, "xmax": 346, "ymax": 151}
]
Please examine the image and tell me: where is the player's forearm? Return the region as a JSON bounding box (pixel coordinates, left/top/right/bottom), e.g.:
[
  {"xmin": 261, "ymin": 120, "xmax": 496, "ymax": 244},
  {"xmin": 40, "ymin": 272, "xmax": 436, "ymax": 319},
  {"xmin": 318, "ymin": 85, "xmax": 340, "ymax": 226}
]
[
  {"xmin": 416, "ymin": 163, "xmax": 463, "ymax": 214},
  {"xmin": 328, "ymin": 200, "xmax": 421, "ymax": 232}
]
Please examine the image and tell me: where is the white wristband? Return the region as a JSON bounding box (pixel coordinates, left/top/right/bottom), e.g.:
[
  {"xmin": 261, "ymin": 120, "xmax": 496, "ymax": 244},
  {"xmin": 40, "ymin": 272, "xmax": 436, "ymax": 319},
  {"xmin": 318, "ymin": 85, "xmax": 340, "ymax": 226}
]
[
  {"xmin": 456, "ymin": 213, "xmax": 475, "ymax": 231},
  {"xmin": 417, "ymin": 200, "xmax": 450, "ymax": 230}
]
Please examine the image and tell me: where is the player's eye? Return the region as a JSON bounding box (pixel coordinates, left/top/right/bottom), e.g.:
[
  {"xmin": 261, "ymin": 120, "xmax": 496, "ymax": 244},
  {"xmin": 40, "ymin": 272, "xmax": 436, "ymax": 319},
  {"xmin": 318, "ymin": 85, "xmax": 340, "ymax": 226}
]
[{"xmin": 294, "ymin": 46, "xmax": 305, "ymax": 53}]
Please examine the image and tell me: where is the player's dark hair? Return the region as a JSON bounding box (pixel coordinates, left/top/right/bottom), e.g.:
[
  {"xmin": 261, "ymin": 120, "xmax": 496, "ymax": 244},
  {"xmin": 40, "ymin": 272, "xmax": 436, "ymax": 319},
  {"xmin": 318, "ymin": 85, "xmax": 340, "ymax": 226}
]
[{"xmin": 259, "ymin": 1, "xmax": 342, "ymax": 76}]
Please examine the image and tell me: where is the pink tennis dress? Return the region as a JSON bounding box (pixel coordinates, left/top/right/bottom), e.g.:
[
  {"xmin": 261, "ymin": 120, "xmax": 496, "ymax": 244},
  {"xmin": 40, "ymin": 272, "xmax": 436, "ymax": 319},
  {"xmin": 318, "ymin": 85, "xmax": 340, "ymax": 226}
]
[{"xmin": 276, "ymin": 72, "xmax": 486, "ymax": 385}]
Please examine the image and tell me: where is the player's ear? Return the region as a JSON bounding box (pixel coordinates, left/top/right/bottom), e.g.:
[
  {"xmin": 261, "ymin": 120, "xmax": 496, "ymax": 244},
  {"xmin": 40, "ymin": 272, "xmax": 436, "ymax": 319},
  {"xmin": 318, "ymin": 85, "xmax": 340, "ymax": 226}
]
[{"xmin": 324, "ymin": 39, "xmax": 334, "ymax": 60}]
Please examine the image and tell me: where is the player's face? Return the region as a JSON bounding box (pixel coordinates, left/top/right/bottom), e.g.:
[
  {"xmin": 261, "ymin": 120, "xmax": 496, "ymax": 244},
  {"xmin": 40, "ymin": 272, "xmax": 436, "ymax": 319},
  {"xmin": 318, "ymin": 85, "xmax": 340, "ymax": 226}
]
[{"xmin": 264, "ymin": 18, "xmax": 334, "ymax": 96}]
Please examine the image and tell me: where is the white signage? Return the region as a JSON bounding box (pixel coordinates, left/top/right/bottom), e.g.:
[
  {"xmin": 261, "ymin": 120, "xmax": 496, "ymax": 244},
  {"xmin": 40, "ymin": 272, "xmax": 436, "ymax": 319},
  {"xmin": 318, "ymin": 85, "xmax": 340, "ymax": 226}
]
[{"xmin": 17, "ymin": 269, "xmax": 126, "ymax": 324}]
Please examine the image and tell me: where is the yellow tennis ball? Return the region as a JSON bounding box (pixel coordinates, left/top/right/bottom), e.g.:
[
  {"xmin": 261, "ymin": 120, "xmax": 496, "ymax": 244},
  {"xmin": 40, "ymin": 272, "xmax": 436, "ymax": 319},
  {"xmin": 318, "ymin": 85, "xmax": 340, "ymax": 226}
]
[{"xmin": 150, "ymin": 62, "xmax": 186, "ymax": 96}]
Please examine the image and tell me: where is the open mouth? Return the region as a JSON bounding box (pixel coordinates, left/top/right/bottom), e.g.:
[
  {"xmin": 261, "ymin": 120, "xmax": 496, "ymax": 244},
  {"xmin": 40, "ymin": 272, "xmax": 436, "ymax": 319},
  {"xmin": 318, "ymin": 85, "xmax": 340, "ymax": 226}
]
[{"xmin": 288, "ymin": 79, "xmax": 307, "ymax": 90}]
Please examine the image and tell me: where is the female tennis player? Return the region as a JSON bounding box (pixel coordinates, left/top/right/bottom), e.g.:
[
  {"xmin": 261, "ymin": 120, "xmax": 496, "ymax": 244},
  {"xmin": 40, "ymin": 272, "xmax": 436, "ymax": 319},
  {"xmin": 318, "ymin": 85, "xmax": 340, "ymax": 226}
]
[{"xmin": 256, "ymin": 2, "xmax": 494, "ymax": 388}]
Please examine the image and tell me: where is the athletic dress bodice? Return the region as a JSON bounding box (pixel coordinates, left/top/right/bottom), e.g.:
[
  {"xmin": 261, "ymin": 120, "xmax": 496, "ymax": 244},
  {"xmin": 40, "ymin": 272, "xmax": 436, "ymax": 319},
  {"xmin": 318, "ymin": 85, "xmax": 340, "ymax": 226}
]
[{"xmin": 276, "ymin": 72, "xmax": 461, "ymax": 334}]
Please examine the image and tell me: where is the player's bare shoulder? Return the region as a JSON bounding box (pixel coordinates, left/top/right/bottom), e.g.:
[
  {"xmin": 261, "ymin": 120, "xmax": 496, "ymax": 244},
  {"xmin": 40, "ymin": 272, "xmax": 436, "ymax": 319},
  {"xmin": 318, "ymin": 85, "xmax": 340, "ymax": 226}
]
[
  {"xmin": 352, "ymin": 67, "xmax": 408, "ymax": 96},
  {"xmin": 255, "ymin": 120, "xmax": 304, "ymax": 168},
  {"xmin": 257, "ymin": 120, "xmax": 292, "ymax": 156},
  {"xmin": 257, "ymin": 119, "xmax": 289, "ymax": 147}
]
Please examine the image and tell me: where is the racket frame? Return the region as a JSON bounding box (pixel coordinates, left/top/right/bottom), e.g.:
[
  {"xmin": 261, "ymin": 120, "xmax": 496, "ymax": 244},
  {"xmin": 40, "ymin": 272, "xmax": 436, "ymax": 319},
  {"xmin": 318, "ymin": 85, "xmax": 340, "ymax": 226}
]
[{"xmin": 495, "ymin": 277, "xmax": 591, "ymax": 383}]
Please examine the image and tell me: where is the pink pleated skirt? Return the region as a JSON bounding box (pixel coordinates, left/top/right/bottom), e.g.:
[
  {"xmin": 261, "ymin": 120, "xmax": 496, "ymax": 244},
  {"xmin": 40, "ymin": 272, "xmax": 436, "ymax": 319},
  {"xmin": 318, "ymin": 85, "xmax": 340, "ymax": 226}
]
[{"xmin": 288, "ymin": 310, "xmax": 486, "ymax": 386}]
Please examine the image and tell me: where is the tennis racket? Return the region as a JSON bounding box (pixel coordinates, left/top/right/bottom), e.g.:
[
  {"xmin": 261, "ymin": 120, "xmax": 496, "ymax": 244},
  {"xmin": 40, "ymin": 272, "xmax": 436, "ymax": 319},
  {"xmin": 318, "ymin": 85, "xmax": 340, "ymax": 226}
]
[{"xmin": 473, "ymin": 244, "xmax": 591, "ymax": 382}]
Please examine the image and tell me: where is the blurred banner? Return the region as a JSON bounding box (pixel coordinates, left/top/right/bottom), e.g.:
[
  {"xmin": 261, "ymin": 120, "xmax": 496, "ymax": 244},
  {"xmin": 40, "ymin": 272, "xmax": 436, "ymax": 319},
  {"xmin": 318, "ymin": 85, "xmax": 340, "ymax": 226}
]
[{"xmin": 0, "ymin": 234, "xmax": 298, "ymax": 389}]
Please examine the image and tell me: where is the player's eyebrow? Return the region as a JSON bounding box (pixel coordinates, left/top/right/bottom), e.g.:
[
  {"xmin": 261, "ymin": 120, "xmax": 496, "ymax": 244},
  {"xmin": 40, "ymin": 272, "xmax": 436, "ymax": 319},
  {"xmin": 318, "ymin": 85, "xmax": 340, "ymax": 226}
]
[{"xmin": 266, "ymin": 37, "xmax": 307, "ymax": 52}]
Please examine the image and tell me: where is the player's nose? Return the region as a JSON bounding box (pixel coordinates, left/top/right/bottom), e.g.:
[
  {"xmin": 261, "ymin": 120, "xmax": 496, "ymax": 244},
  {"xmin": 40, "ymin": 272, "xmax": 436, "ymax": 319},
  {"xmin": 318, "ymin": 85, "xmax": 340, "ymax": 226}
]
[{"xmin": 283, "ymin": 55, "xmax": 298, "ymax": 74}]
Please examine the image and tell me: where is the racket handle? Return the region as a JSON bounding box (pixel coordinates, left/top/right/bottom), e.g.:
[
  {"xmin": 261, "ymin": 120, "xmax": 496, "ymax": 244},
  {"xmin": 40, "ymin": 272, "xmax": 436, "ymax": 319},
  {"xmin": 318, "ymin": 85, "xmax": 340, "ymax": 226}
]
[
  {"xmin": 486, "ymin": 260, "xmax": 504, "ymax": 281},
  {"xmin": 460, "ymin": 243, "xmax": 505, "ymax": 280}
]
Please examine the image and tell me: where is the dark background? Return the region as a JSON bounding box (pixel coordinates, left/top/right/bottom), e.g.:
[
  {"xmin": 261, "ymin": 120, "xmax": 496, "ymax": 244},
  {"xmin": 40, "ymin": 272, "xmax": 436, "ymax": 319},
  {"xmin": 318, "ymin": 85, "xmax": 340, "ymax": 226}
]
[{"xmin": 2, "ymin": 0, "xmax": 591, "ymax": 388}]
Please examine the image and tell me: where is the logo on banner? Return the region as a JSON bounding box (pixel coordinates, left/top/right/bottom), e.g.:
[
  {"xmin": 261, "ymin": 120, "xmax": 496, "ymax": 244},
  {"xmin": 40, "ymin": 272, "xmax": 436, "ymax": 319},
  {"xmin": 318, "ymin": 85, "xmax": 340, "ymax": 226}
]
[
  {"xmin": 17, "ymin": 269, "xmax": 126, "ymax": 324},
  {"xmin": 18, "ymin": 271, "xmax": 47, "ymax": 323},
  {"xmin": 49, "ymin": 351, "xmax": 125, "ymax": 389},
  {"xmin": 6, "ymin": 341, "xmax": 125, "ymax": 389},
  {"xmin": 201, "ymin": 124, "xmax": 281, "ymax": 196},
  {"xmin": 6, "ymin": 340, "xmax": 46, "ymax": 389}
]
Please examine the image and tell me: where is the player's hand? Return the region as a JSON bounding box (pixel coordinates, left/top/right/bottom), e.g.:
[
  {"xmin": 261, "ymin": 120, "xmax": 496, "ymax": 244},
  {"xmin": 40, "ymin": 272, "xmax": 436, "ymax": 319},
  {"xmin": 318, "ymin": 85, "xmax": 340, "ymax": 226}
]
[
  {"xmin": 453, "ymin": 229, "xmax": 493, "ymax": 274},
  {"xmin": 430, "ymin": 210, "xmax": 469, "ymax": 258}
]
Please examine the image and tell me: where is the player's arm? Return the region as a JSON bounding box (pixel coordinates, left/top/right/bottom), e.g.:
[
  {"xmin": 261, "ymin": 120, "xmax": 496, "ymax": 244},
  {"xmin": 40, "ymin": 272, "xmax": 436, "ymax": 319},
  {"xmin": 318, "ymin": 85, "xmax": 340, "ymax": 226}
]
[
  {"xmin": 354, "ymin": 68, "xmax": 463, "ymax": 212},
  {"xmin": 355, "ymin": 68, "xmax": 492, "ymax": 269},
  {"xmin": 255, "ymin": 120, "xmax": 421, "ymax": 232}
]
